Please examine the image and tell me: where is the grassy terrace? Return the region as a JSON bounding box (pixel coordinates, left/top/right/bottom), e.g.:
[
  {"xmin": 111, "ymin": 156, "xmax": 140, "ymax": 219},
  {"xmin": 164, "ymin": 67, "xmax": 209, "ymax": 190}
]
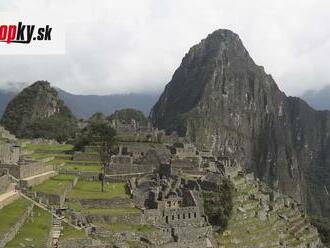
[
  {"xmin": 23, "ymin": 143, "xmax": 74, "ymax": 162},
  {"xmin": 25, "ymin": 143, "xmax": 74, "ymax": 151},
  {"xmin": 0, "ymin": 198, "xmax": 31, "ymax": 240},
  {"xmin": 60, "ymin": 223, "xmax": 86, "ymax": 240},
  {"xmin": 31, "ymin": 174, "xmax": 77, "ymax": 195},
  {"xmin": 68, "ymin": 181, "xmax": 128, "ymax": 200},
  {"xmin": 62, "ymin": 164, "xmax": 101, "ymax": 172},
  {"xmin": 6, "ymin": 207, "xmax": 51, "ymax": 248},
  {"xmin": 27, "ymin": 153, "xmax": 72, "ymax": 160},
  {"xmin": 67, "ymin": 160, "xmax": 101, "ymax": 165},
  {"xmin": 82, "ymin": 207, "xmax": 140, "ymax": 216},
  {"xmin": 47, "ymin": 159, "xmax": 70, "ymax": 166}
]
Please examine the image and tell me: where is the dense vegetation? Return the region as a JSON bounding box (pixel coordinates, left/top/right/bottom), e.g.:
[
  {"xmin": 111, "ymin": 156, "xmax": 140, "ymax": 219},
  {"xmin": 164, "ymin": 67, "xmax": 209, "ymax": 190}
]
[
  {"xmin": 73, "ymin": 112, "xmax": 116, "ymax": 151},
  {"xmin": 203, "ymin": 179, "xmax": 234, "ymax": 231},
  {"xmin": 0, "ymin": 81, "xmax": 78, "ymax": 142},
  {"xmin": 108, "ymin": 108, "xmax": 148, "ymax": 126}
]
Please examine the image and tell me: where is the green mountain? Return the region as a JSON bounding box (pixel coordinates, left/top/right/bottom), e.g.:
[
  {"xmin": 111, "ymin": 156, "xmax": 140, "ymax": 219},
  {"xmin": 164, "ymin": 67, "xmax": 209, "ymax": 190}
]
[
  {"xmin": 108, "ymin": 108, "xmax": 148, "ymax": 126},
  {"xmin": 0, "ymin": 81, "xmax": 78, "ymax": 142}
]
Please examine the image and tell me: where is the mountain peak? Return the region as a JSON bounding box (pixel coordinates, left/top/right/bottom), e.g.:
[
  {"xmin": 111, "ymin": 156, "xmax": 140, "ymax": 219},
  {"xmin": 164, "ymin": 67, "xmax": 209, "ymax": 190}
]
[
  {"xmin": 0, "ymin": 81, "xmax": 78, "ymax": 141},
  {"xmin": 151, "ymin": 29, "xmax": 330, "ymax": 223}
]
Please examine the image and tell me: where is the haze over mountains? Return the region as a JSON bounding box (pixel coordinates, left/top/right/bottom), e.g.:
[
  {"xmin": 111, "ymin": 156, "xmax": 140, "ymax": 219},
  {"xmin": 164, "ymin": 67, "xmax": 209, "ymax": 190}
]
[
  {"xmin": 57, "ymin": 89, "xmax": 159, "ymax": 119},
  {"xmin": 302, "ymin": 85, "xmax": 330, "ymax": 110},
  {"xmin": 0, "ymin": 83, "xmax": 159, "ymax": 119}
]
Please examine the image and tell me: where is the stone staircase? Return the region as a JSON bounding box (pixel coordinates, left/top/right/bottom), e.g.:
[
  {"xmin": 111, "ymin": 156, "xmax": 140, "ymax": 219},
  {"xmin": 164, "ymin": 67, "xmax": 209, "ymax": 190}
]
[
  {"xmin": 50, "ymin": 217, "xmax": 62, "ymax": 247},
  {"xmin": 216, "ymin": 174, "xmax": 323, "ymax": 248}
]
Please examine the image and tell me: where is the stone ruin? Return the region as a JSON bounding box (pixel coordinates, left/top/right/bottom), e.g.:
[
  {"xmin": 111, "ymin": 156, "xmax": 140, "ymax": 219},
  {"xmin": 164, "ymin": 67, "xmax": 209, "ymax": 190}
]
[
  {"xmin": 105, "ymin": 142, "xmax": 171, "ymax": 175},
  {"xmin": 0, "ymin": 127, "xmax": 56, "ymax": 189},
  {"xmin": 0, "ymin": 142, "xmax": 20, "ymax": 165},
  {"xmin": 128, "ymin": 163, "xmax": 214, "ymax": 247},
  {"xmin": 111, "ymin": 118, "xmax": 165, "ymax": 143}
]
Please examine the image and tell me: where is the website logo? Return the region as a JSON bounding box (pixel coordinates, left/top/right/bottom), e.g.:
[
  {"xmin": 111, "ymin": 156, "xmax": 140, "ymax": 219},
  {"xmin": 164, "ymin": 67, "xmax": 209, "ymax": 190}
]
[
  {"xmin": 0, "ymin": 13, "xmax": 65, "ymax": 55},
  {"xmin": 0, "ymin": 22, "xmax": 52, "ymax": 44}
]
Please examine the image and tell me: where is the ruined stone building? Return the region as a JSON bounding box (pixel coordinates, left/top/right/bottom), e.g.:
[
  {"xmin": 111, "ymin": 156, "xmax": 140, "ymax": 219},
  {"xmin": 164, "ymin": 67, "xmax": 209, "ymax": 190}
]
[{"xmin": 128, "ymin": 163, "xmax": 214, "ymax": 247}]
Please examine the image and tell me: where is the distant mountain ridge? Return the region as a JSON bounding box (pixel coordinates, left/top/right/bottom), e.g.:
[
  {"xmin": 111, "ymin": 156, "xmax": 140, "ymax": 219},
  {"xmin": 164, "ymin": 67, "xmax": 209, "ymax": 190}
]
[
  {"xmin": 57, "ymin": 89, "xmax": 159, "ymax": 118},
  {"xmin": 302, "ymin": 85, "xmax": 330, "ymax": 110},
  {"xmin": 0, "ymin": 91, "xmax": 15, "ymax": 117},
  {"xmin": 0, "ymin": 83, "xmax": 159, "ymax": 118}
]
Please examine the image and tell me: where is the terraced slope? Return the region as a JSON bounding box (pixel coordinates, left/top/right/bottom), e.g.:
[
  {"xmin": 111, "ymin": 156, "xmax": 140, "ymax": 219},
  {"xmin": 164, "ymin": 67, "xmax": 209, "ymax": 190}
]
[{"xmin": 216, "ymin": 175, "xmax": 322, "ymax": 248}]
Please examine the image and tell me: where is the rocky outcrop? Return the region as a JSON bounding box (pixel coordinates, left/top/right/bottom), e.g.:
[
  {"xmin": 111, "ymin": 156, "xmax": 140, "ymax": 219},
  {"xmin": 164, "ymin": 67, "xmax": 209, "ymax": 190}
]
[
  {"xmin": 150, "ymin": 29, "xmax": 330, "ymax": 221},
  {"xmin": 0, "ymin": 81, "xmax": 78, "ymax": 141}
]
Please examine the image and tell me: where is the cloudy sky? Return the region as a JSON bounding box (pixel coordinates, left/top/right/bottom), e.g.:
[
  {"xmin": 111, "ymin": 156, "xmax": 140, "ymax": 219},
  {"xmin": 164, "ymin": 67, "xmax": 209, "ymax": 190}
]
[{"xmin": 0, "ymin": 0, "xmax": 329, "ymax": 96}]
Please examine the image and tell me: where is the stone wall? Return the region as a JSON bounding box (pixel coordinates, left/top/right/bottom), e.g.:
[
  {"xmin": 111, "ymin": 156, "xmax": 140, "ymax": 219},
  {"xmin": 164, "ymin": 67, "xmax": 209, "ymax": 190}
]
[
  {"xmin": 0, "ymin": 142, "xmax": 19, "ymax": 164},
  {"xmin": 79, "ymin": 197, "xmax": 133, "ymax": 209},
  {"xmin": 106, "ymin": 173, "xmax": 151, "ymax": 183},
  {"xmin": 0, "ymin": 174, "xmax": 11, "ymax": 194},
  {"xmin": 0, "ymin": 203, "xmax": 33, "ymax": 248},
  {"xmin": 20, "ymin": 171, "xmax": 57, "ymax": 188},
  {"xmin": 173, "ymin": 225, "xmax": 212, "ymax": 242},
  {"xmin": 59, "ymin": 238, "xmax": 105, "ymax": 248},
  {"xmin": 93, "ymin": 226, "xmax": 173, "ymax": 246},
  {"xmin": 73, "ymin": 152, "xmax": 100, "ymax": 161},
  {"xmin": 162, "ymin": 206, "xmax": 202, "ymax": 226},
  {"xmin": 59, "ymin": 170, "xmax": 99, "ymax": 181},
  {"xmin": 31, "ymin": 176, "xmax": 77, "ymax": 207},
  {"xmin": 106, "ymin": 163, "xmax": 153, "ymax": 175},
  {"xmin": 0, "ymin": 160, "xmax": 54, "ymax": 179},
  {"xmin": 85, "ymin": 211, "xmax": 143, "ymax": 225},
  {"xmin": 0, "ymin": 192, "xmax": 19, "ymax": 210}
]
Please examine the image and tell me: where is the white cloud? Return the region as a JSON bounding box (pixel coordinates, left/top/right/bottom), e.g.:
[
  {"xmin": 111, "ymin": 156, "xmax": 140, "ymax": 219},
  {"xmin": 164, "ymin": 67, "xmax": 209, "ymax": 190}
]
[{"xmin": 0, "ymin": 0, "xmax": 329, "ymax": 96}]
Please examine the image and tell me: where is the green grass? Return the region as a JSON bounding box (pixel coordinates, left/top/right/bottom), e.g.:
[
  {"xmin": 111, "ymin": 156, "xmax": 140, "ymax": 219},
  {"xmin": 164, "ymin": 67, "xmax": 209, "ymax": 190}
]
[
  {"xmin": 97, "ymin": 222, "xmax": 158, "ymax": 233},
  {"xmin": 62, "ymin": 164, "xmax": 101, "ymax": 172},
  {"xmin": 69, "ymin": 159, "xmax": 101, "ymax": 163},
  {"xmin": 82, "ymin": 207, "xmax": 140, "ymax": 216},
  {"xmin": 0, "ymin": 198, "xmax": 31, "ymax": 239},
  {"xmin": 31, "ymin": 174, "xmax": 76, "ymax": 195},
  {"xmin": 6, "ymin": 207, "xmax": 51, "ymax": 248},
  {"xmin": 60, "ymin": 223, "xmax": 86, "ymax": 240},
  {"xmin": 66, "ymin": 160, "xmax": 101, "ymax": 166},
  {"xmin": 25, "ymin": 143, "xmax": 73, "ymax": 151},
  {"xmin": 67, "ymin": 200, "xmax": 83, "ymax": 211},
  {"xmin": 68, "ymin": 181, "xmax": 128, "ymax": 200},
  {"xmin": 26, "ymin": 153, "xmax": 72, "ymax": 160},
  {"xmin": 46, "ymin": 159, "xmax": 70, "ymax": 166}
]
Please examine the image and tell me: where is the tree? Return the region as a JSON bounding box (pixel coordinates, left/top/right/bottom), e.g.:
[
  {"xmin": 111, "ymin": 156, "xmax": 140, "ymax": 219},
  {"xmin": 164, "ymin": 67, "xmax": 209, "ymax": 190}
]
[
  {"xmin": 73, "ymin": 116, "xmax": 117, "ymax": 192},
  {"xmin": 203, "ymin": 179, "xmax": 234, "ymax": 231},
  {"xmin": 89, "ymin": 122, "xmax": 117, "ymax": 192}
]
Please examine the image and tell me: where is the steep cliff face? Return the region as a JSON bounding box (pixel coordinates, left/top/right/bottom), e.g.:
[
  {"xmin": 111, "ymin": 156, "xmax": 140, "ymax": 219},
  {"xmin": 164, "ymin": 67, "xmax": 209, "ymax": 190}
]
[
  {"xmin": 0, "ymin": 81, "xmax": 78, "ymax": 141},
  {"xmin": 151, "ymin": 29, "xmax": 330, "ymax": 220}
]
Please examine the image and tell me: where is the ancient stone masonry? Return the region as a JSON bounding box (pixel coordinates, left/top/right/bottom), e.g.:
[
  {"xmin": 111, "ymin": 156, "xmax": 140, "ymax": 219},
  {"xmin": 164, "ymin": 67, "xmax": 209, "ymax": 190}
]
[
  {"xmin": 105, "ymin": 142, "xmax": 171, "ymax": 175},
  {"xmin": 128, "ymin": 163, "xmax": 214, "ymax": 247},
  {"xmin": 0, "ymin": 159, "xmax": 54, "ymax": 179},
  {"xmin": 0, "ymin": 173, "xmax": 11, "ymax": 195},
  {"xmin": 0, "ymin": 142, "xmax": 20, "ymax": 165},
  {"xmin": 111, "ymin": 117, "xmax": 165, "ymax": 143}
]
